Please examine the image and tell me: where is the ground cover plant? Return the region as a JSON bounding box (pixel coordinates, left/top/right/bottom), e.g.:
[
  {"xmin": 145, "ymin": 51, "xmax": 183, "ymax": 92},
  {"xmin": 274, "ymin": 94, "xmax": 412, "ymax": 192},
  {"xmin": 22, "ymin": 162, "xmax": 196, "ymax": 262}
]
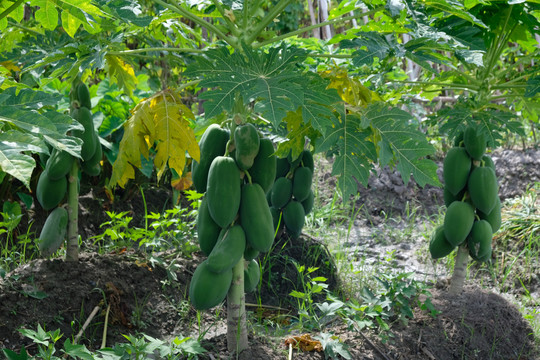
[{"xmin": 0, "ymin": 0, "xmax": 539, "ymax": 359}]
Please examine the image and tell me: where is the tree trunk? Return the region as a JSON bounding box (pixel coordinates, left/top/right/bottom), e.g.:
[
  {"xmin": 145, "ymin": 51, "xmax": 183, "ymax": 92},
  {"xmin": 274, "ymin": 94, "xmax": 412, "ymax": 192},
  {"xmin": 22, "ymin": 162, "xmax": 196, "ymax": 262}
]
[
  {"xmin": 227, "ymin": 259, "xmax": 248, "ymax": 354},
  {"xmin": 308, "ymin": 0, "xmax": 320, "ymax": 39},
  {"xmin": 319, "ymin": 0, "xmax": 331, "ymax": 40},
  {"xmin": 65, "ymin": 161, "xmax": 79, "ymax": 262},
  {"xmin": 449, "ymin": 244, "xmax": 469, "ymax": 295}
]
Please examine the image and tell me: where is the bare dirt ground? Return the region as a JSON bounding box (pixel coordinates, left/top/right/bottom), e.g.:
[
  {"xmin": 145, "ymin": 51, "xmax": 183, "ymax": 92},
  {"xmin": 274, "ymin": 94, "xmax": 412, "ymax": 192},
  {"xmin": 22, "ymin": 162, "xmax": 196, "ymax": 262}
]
[{"xmin": 0, "ymin": 148, "xmax": 539, "ymax": 359}]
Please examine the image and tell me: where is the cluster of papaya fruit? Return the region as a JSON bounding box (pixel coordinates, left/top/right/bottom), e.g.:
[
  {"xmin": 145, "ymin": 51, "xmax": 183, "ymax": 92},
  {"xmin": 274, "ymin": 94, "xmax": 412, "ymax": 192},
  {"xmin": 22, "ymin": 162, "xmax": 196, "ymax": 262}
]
[
  {"xmin": 190, "ymin": 123, "xmax": 278, "ymax": 310},
  {"xmin": 37, "ymin": 81, "xmax": 101, "ymax": 256},
  {"xmin": 268, "ymin": 150, "xmax": 314, "ymax": 239},
  {"xmin": 430, "ymin": 126, "xmax": 501, "ymax": 262}
]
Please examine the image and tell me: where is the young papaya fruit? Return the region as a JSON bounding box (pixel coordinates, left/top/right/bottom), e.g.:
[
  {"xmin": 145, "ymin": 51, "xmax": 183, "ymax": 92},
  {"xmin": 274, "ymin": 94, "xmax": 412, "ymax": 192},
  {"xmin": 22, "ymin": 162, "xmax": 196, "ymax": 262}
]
[
  {"xmin": 443, "ymin": 187, "xmax": 465, "ymax": 208},
  {"xmin": 36, "ymin": 169, "xmax": 67, "ymax": 210},
  {"xmin": 270, "ymin": 177, "xmax": 292, "ymax": 209},
  {"xmin": 467, "ymin": 220, "xmax": 493, "ymax": 261},
  {"xmin": 81, "ymin": 140, "xmax": 102, "ymax": 176},
  {"xmin": 275, "ymin": 157, "xmax": 290, "ymax": 179},
  {"xmin": 244, "ymin": 259, "xmax": 260, "ymax": 293},
  {"xmin": 283, "ymin": 200, "xmax": 305, "ymax": 239},
  {"xmin": 301, "ymin": 150, "xmax": 314, "ymax": 173},
  {"xmin": 189, "ymin": 260, "xmax": 233, "ymax": 310},
  {"xmin": 269, "ymin": 207, "xmax": 282, "ymax": 233},
  {"xmin": 46, "ymin": 149, "xmax": 74, "ymax": 180},
  {"xmin": 72, "ymin": 107, "xmax": 97, "ymax": 161},
  {"xmin": 77, "ymin": 82, "xmax": 92, "ymax": 109},
  {"xmin": 443, "ymin": 201, "xmax": 475, "ymax": 247},
  {"xmin": 481, "ymin": 154, "xmax": 495, "ymax": 172},
  {"xmin": 443, "ymin": 147, "xmax": 471, "ymax": 196},
  {"xmin": 196, "ymin": 196, "xmax": 221, "ymax": 256},
  {"xmin": 464, "ymin": 126, "xmax": 486, "ymax": 160},
  {"xmin": 468, "ymin": 167, "xmax": 498, "ymax": 214},
  {"xmin": 453, "ymin": 130, "xmax": 464, "ymax": 147},
  {"xmin": 234, "ymin": 123, "xmax": 260, "ymax": 171},
  {"xmin": 292, "ymin": 166, "xmax": 313, "ymax": 202},
  {"xmin": 301, "ymin": 190, "xmax": 314, "ymax": 215},
  {"xmin": 240, "ymin": 183, "xmax": 274, "ymax": 252},
  {"xmin": 206, "ymin": 156, "xmax": 241, "ymax": 228},
  {"xmin": 429, "ymin": 226, "xmax": 455, "ymax": 259},
  {"xmin": 38, "ymin": 207, "xmax": 68, "ymax": 257},
  {"xmin": 207, "ymin": 225, "xmax": 246, "ymax": 274},
  {"xmin": 244, "ymin": 246, "xmax": 259, "ymax": 261},
  {"xmin": 192, "ymin": 124, "xmax": 230, "ymax": 193},
  {"xmin": 250, "ymin": 138, "xmax": 276, "ymax": 194},
  {"xmin": 478, "ymin": 196, "xmax": 501, "ymax": 233}
]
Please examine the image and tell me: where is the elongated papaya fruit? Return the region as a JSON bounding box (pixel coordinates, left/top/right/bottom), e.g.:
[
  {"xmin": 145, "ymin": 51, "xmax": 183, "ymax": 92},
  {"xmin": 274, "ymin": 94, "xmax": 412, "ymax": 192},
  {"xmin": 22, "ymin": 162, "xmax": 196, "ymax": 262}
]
[
  {"xmin": 38, "ymin": 207, "xmax": 68, "ymax": 257},
  {"xmin": 270, "ymin": 177, "xmax": 292, "ymax": 209},
  {"xmin": 81, "ymin": 140, "xmax": 102, "ymax": 176},
  {"xmin": 467, "ymin": 220, "xmax": 493, "ymax": 261},
  {"xmin": 77, "ymin": 82, "xmax": 92, "ymax": 109},
  {"xmin": 196, "ymin": 196, "xmax": 221, "ymax": 256},
  {"xmin": 46, "ymin": 149, "xmax": 74, "ymax": 180},
  {"xmin": 207, "ymin": 225, "xmax": 246, "ymax": 274},
  {"xmin": 192, "ymin": 124, "xmax": 230, "ymax": 193},
  {"xmin": 478, "ymin": 196, "xmax": 501, "ymax": 233},
  {"xmin": 429, "ymin": 226, "xmax": 455, "ymax": 259},
  {"xmin": 443, "ymin": 187, "xmax": 465, "ymax": 208},
  {"xmin": 206, "ymin": 156, "xmax": 241, "ymax": 228},
  {"xmin": 464, "ymin": 126, "xmax": 486, "ymax": 160},
  {"xmin": 250, "ymin": 138, "xmax": 276, "ymax": 194},
  {"xmin": 244, "ymin": 260, "xmax": 260, "ymax": 293},
  {"xmin": 275, "ymin": 157, "xmax": 290, "ymax": 179},
  {"xmin": 301, "ymin": 190, "xmax": 314, "ymax": 215},
  {"xmin": 234, "ymin": 123, "xmax": 260, "ymax": 171},
  {"xmin": 36, "ymin": 169, "xmax": 67, "ymax": 210},
  {"xmin": 189, "ymin": 260, "xmax": 233, "ymax": 310},
  {"xmin": 244, "ymin": 246, "xmax": 259, "ymax": 261},
  {"xmin": 443, "ymin": 201, "xmax": 475, "ymax": 247},
  {"xmin": 468, "ymin": 167, "xmax": 498, "ymax": 214},
  {"xmin": 240, "ymin": 183, "xmax": 274, "ymax": 252},
  {"xmin": 482, "ymin": 155, "xmax": 495, "ymax": 172},
  {"xmin": 443, "ymin": 147, "xmax": 471, "ymax": 196},
  {"xmin": 292, "ymin": 166, "xmax": 313, "ymax": 202},
  {"xmin": 72, "ymin": 107, "xmax": 97, "ymax": 161},
  {"xmin": 301, "ymin": 150, "xmax": 314, "ymax": 173},
  {"xmin": 283, "ymin": 200, "xmax": 305, "ymax": 239}
]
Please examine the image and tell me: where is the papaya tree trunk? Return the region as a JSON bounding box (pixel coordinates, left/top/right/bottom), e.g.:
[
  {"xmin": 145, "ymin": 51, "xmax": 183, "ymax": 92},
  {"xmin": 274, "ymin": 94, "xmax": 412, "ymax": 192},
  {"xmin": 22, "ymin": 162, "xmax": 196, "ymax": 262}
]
[
  {"xmin": 65, "ymin": 161, "xmax": 79, "ymax": 262},
  {"xmin": 449, "ymin": 244, "xmax": 469, "ymax": 295},
  {"xmin": 227, "ymin": 259, "xmax": 248, "ymax": 354}
]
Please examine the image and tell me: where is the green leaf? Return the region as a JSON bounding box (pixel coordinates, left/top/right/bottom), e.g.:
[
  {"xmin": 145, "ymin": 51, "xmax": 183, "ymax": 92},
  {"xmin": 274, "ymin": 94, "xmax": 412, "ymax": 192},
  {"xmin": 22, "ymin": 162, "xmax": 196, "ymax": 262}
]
[
  {"xmin": 2, "ymin": 347, "xmax": 29, "ymax": 360},
  {"xmin": 340, "ymin": 32, "xmax": 393, "ymax": 66},
  {"xmin": 62, "ymin": 339, "xmax": 93, "ymax": 360},
  {"xmin": 31, "ymin": 0, "xmax": 59, "ymax": 31},
  {"xmin": 0, "ymin": 87, "xmax": 63, "ymax": 108},
  {"xmin": 422, "ymin": 0, "xmax": 486, "ymax": 28},
  {"xmin": 366, "ymin": 104, "xmax": 439, "ymax": 187},
  {"xmin": 525, "ymin": 76, "xmax": 540, "ymax": 97},
  {"xmin": 0, "ymin": 132, "xmax": 41, "ymax": 188}
]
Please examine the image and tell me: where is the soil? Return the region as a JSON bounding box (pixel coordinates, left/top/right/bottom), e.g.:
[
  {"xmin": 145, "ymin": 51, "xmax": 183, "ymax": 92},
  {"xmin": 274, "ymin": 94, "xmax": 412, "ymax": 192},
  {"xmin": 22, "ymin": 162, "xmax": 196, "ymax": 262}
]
[{"xmin": 0, "ymin": 147, "xmax": 539, "ymax": 359}]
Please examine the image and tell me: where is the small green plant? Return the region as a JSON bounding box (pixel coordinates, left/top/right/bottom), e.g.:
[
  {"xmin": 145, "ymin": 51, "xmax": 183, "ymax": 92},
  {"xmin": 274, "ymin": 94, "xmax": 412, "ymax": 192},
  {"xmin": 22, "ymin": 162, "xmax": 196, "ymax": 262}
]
[{"xmin": 288, "ymin": 264, "xmax": 328, "ymax": 329}]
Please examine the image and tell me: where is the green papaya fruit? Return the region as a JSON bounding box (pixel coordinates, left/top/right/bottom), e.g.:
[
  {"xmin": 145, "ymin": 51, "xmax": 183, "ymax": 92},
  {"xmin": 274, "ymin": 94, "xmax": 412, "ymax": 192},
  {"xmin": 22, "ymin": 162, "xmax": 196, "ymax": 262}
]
[
  {"xmin": 467, "ymin": 220, "xmax": 493, "ymax": 261},
  {"xmin": 72, "ymin": 107, "xmax": 97, "ymax": 161},
  {"xmin": 301, "ymin": 190, "xmax": 314, "ymax": 215},
  {"xmin": 464, "ymin": 126, "xmax": 486, "ymax": 160},
  {"xmin": 270, "ymin": 177, "xmax": 292, "ymax": 209},
  {"xmin": 189, "ymin": 260, "xmax": 233, "ymax": 310},
  {"xmin": 250, "ymin": 138, "xmax": 276, "ymax": 194},
  {"xmin": 443, "ymin": 187, "xmax": 465, "ymax": 208},
  {"xmin": 468, "ymin": 167, "xmax": 498, "ymax": 214},
  {"xmin": 287, "ymin": 151, "xmax": 302, "ymax": 169},
  {"xmin": 292, "ymin": 166, "xmax": 313, "ymax": 202},
  {"xmin": 301, "ymin": 150, "xmax": 314, "ymax": 173},
  {"xmin": 482, "ymin": 155, "xmax": 495, "ymax": 172},
  {"xmin": 443, "ymin": 201, "xmax": 475, "ymax": 247},
  {"xmin": 81, "ymin": 140, "xmax": 102, "ymax": 176},
  {"xmin": 38, "ymin": 207, "xmax": 68, "ymax": 257},
  {"xmin": 240, "ymin": 183, "xmax": 274, "ymax": 252},
  {"xmin": 77, "ymin": 82, "xmax": 92, "ymax": 109},
  {"xmin": 234, "ymin": 123, "xmax": 260, "ymax": 171},
  {"xmin": 46, "ymin": 149, "xmax": 74, "ymax": 180},
  {"xmin": 269, "ymin": 207, "xmax": 281, "ymax": 232},
  {"xmin": 206, "ymin": 156, "xmax": 241, "ymax": 228},
  {"xmin": 244, "ymin": 260, "xmax": 260, "ymax": 293},
  {"xmin": 443, "ymin": 147, "xmax": 471, "ymax": 196},
  {"xmin": 429, "ymin": 226, "xmax": 455, "ymax": 259},
  {"xmin": 275, "ymin": 157, "xmax": 290, "ymax": 179},
  {"xmin": 196, "ymin": 196, "xmax": 221, "ymax": 256},
  {"xmin": 244, "ymin": 246, "xmax": 259, "ymax": 261},
  {"xmin": 453, "ymin": 130, "xmax": 464, "ymax": 147},
  {"xmin": 192, "ymin": 124, "xmax": 230, "ymax": 193},
  {"xmin": 36, "ymin": 169, "xmax": 67, "ymax": 210},
  {"xmin": 283, "ymin": 200, "xmax": 305, "ymax": 239},
  {"xmin": 207, "ymin": 225, "xmax": 246, "ymax": 274},
  {"xmin": 478, "ymin": 196, "xmax": 501, "ymax": 233}
]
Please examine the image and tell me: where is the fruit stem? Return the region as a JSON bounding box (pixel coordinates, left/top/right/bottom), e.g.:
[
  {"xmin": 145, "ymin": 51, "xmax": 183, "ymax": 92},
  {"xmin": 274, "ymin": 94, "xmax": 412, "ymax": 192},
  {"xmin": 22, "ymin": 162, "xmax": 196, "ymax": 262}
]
[
  {"xmin": 226, "ymin": 259, "xmax": 248, "ymax": 353},
  {"xmin": 65, "ymin": 160, "xmax": 80, "ymax": 262}
]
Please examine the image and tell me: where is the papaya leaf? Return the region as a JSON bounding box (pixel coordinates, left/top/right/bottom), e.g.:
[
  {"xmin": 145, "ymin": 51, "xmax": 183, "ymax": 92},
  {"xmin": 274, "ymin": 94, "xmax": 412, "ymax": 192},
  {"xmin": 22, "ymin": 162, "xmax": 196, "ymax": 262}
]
[
  {"xmin": 365, "ymin": 104, "xmax": 440, "ymax": 187},
  {"xmin": 109, "ymin": 90, "xmax": 200, "ymax": 189},
  {"xmin": 105, "ymin": 55, "xmax": 138, "ymax": 96},
  {"xmin": 525, "ymin": 76, "xmax": 540, "ymax": 98},
  {"xmin": 421, "ymin": 0, "xmax": 486, "ymax": 28},
  {"xmin": 31, "ymin": 0, "xmax": 59, "ymax": 31},
  {"xmin": 0, "ymin": 131, "xmax": 41, "ymax": 189},
  {"xmin": 0, "ymin": 87, "xmax": 63, "ymax": 108},
  {"xmin": 275, "ymin": 108, "xmax": 320, "ymax": 160}
]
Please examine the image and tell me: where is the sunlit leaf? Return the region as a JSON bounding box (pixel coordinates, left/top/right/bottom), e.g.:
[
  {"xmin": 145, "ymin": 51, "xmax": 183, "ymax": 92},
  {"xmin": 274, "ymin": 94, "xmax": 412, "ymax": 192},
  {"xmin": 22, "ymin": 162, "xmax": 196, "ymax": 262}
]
[{"xmin": 105, "ymin": 55, "xmax": 138, "ymax": 95}]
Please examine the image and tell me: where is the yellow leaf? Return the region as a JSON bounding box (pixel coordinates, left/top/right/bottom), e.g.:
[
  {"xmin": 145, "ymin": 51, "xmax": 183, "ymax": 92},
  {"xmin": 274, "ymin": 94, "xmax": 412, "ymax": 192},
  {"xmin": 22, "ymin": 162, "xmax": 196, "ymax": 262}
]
[
  {"xmin": 276, "ymin": 108, "xmax": 318, "ymax": 159},
  {"xmin": 323, "ymin": 68, "xmax": 381, "ymax": 106},
  {"xmin": 105, "ymin": 55, "xmax": 138, "ymax": 95},
  {"xmin": 61, "ymin": 10, "xmax": 83, "ymax": 38},
  {"xmin": 0, "ymin": 61, "xmax": 21, "ymax": 72}
]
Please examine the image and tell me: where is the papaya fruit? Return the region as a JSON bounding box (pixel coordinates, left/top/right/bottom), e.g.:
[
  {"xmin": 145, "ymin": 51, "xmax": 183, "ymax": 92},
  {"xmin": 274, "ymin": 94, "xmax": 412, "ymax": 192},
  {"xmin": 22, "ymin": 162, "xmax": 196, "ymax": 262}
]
[
  {"xmin": 244, "ymin": 246, "xmax": 259, "ymax": 261},
  {"xmin": 38, "ymin": 207, "xmax": 68, "ymax": 257},
  {"xmin": 234, "ymin": 123, "xmax": 260, "ymax": 171},
  {"xmin": 189, "ymin": 260, "xmax": 233, "ymax": 310},
  {"xmin": 206, "ymin": 156, "xmax": 241, "ymax": 228},
  {"xmin": 240, "ymin": 183, "xmax": 274, "ymax": 252},
  {"xmin": 292, "ymin": 166, "xmax": 313, "ymax": 202},
  {"xmin": 443, "ymin": 147, "xmax": 471, "ymax": 196},
  {"xmin": 36, "ymin": 169, "xmax": 67, "ymax": 210},
  {"xmin": 464, "ymin": 126, "xmax": 486, "ymax": 160},
  {"xmin": 453, "ymin": 130, "xmax": 464, "ymax": 147},
  {"xmin": 81, "ymin": 140, "xmax": 102, "ymax": 176},
  {"xmin": 478, "ymin": 196, "xmax": 501, "ymax": 233},
  {"xmin": 46, "ymin": 149, "xmax": 74, "ymax": 180},
  {"xmin": 270, "ymin": 177, "xmax": 292, "ymax": 209},
  {"xmin": 467, "ymin": 220, "xmax": 493, "ymax": 261},
  {"xmin": 301, "ymin": 190, "xmax": 314, "ymax": 215},
  {"xmin": 269, "ymin": 207, "xmax": 281, "ymax": 232},
  {"xmin": 207, "ymin": 225, "xmax": 246, "ymax": 274},
  {"xmin": 250, "ymin": 138, "xmax": 276, "ymax": 194},
  {"xmin": 77, "ymin": 82, "xmax": 92, "ymax": 109},
  {"xmin": 429, "ymin": 226, "xmax": 455, "ymax": 259},
  {"xmin": 192, "ymin": 124, "xmax": 230, "ymax": 193},
  {"xmin": 283, "ymin": 200, "xmax": 305, "ymax": 239},
  {"xmin": 468, "ymin": 166, "xmax": 498, "ymax": 214},
  {"xmin": 443, "ymin": 187, "xmax": 465, "ymax": 208},
  {"xmin": 72, "ymin": 107, "xmax": 97, "ymax": 161},
  {"xmin": 275, "ymin": 157, "xmax": 290, "ymax": 179},
  {"xmin": 196, "ymin": 196, "xmax": 221, "ymax": 256},
  {"xmin": 301, "ymin": 150, "xmax": 314, "ymax": 173},
  {"xmin": 244, "ymin": 260, "xmax": 260, "ymax": 293},
  {"xmin": 482, "ymin": 155, "xmax": 495, "ymax": 172},
  {"xmin": 443, "ymin": 201, "xmax": 475, "ymax": 247}
]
